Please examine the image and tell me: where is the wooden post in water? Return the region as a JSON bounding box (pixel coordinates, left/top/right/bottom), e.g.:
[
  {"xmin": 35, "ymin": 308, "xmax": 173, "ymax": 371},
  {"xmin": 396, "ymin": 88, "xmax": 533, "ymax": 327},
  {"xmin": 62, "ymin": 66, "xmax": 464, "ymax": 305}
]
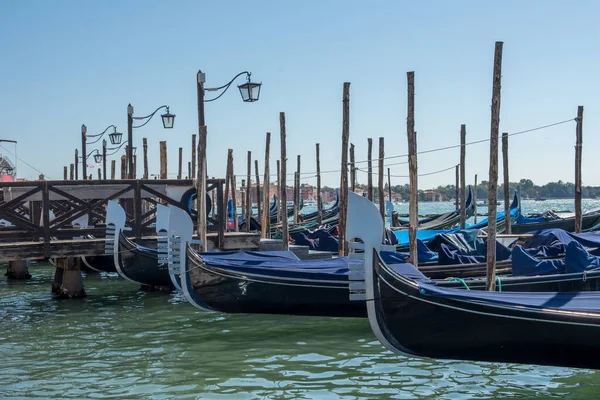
[
  {"xmin": 159, "ymin": 141, "xmax": 167, "ymax": 179},
  {"xmin": 120, "ymin": 155, "xmax": 127, "ymax": 179},
  {"xmin": 231, "ymin": 159, "xmax": 238, "ymax": 233},
  {"xmin": 460, "ymin": 124, "xmax": 467, "ymax": 229},
  {"xmin": 246, "ymin": 151, "xmax": 251, "ymax": 232},
  {"xmin": 276, "ymin": 159, "xmax": 281, "ymax": 223},
  {"xmin": 142, "ymin": 138, "xmax": 149, "ymax": 179},
  {"xmin": 455, "ymin": 165, "xmax": 459, "ymax": 210},
  {"xmin": 111, "ymin": 160, "xmax": 116, "ymax": 180},
  {"xmin": 296, "ymin": 155, "xmax": 301, "ymax": 223},
  {"xmin": 178, "ymin": 147, "xmax": 183, "ymax": 179},
  {"xmin": 367, "ymin": 138, "xmax": 373, "ymax": 201},
  {"xmin": 407, "ymin": 72, "xmax": 418, "ymax": 267},
  {"xmin": 255, "ymin": 160, "xmax": 261, "ymax": 223},
  {"xmin": 241, "ymin": 179, "xmax": 246, "ymax": 228},
  {"xmin": 575, "ymin": 106, "xmax": 584, "ymax": 233},
  {"xmin": 224, "ymin": 149, "xmax": 233, "ymax": 230},
  {"xmin": 261, "ymin": 132, "xmax": 271, "ymax": 238},
  {"xmin": 280, "ymin": 112, "xmax": 289, "ymax": 250},
  {"xmin": 316, "ymin": 143, "xmax": 322, "ymax": 225},
  {"xmin": 63, "ymin": 166, "xmax": 67, "ymax": 180},
  {"xmin": 132, "ymin": 155, "xmax": 137, "ymax": 179},
  {"xmin": 474, "ymin": 174, "xmax": 478, "ymax": 223},
  {"xmin": 187, "ymin": 162, "xmax": 191, "ymax": 180},
  {"xmin": 196, "ymin": 125, "xmax": 208, "ymax": 252},
  {"xmin": 350, "ymin": 143, "xmax": 356, "ymax": 192},
  {"xmin": 486, "ymin": 41, "xmax": 503, "ymax": 292},
  {"xmin": 97, "ymin": 169, "xmax": 101, "ymax": 180},
  {"xmin": 191, "ymin": 134, "xmax": 197, "ymax": 179},
  {"xmin": 387, "ymin": 168, "xmax": 392, "ymax": 202},
  {"xmin": 502, "ymin": 132, "xmax": 511, "ymax": 234},
  {"xmin": 378, "ymin": 137, "xmax": 385, "ymax": 222},
  {"xmin": 75, "ymin": 149, "xmax": 79, "ymax": 180},
  {"xmin": 69, "ymin": 164, "xmax": 74, "ymax": 180},
  {"xmin": 339, "ymin": 82, "xmax": 350, "ymax": 256}
]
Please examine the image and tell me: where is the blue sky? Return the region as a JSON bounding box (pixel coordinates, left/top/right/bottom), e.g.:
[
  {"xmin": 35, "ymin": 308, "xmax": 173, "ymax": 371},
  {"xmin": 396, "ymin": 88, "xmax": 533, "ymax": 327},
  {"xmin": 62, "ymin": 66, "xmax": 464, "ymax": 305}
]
[{"xmin": 1, "ymin": 0, "xmax": 598, "ymax": 189}]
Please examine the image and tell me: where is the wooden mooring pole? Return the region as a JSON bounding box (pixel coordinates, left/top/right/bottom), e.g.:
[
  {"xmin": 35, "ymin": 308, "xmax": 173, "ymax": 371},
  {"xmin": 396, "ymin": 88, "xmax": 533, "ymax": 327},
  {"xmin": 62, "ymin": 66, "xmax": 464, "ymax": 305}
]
[
  {"xmin": 192, "ymin": 134, "xmax": 197, "ymax": 179},
  {"xmin": 74, "ymin": 149, "xmax": 78, "ymax": 180},
  {"xmin": 296, "ymin": 155, "xmax": 301, "ymax": 223},
  {"xmin": 97, "ymin": 169, "xmax": 101, "ymax": 180},
  {"xmin": 502, "ymin": 132, "xmax": 511, "ymax": 234},
  {"xmin": 474, "ymin": 174, "xmax": 478, "ymax": 223},
  {"xmin": 246, "ymin": 151, "xmax": 251, "ymax": 232},
  {"xmin": 143, "ymin": 138, "xmax": 149, "ymax": 179},
  {"xmin": 575, "ymin": 106, "xmax": 584, "ymax": 233},
  {"xmin": 224, "ymin": 149, "xmax": 233, "ymax": 230},
  {"xmin": 197, "ymin": 125, "xmax": 208, "ymax": 252},
  {"xmin": 187, "ymin": 162, "xmax": 191, "ymax": 179},
  {"xmin": 255, "ymin": 160, "xmax": 261, "ymax": 223},
  {"xmin": 63, "ymin": 166, "xmax": 67, "ymax": 180},
  {"xmin": 120, "ymin": 155, "xmax": 127, "ymax": 179},
  {"xmin": 378, "ymin": 137, "xmax": 385, "ymax": 222},
  {"xmin": 460, "ymin": 124, "xmax": 466, "ymax": 229},
  {"xmin": 241, "ymin": 179, "xmax": 246, "ymax": 228},
  {"xmin": 316, "ymin": 143, "xmax": 322, "ymax": 225},
  {"xmin": 111, "ymin": 160, "xmax": 116, "ymax": 180},
  {"xmin": 407, "ymin": 71, "xmax": 418, "ymax": 267},
  {"xmin": 231, "ymin": 161, "xmax": 238, "ymax": 233},
  {"xmin": 350, "ymin": 143, "xmax": 356, "ymax": 192},
  {"xmin": 486, "ymin": 41, "xmax": 503, "ymax": 291},
  {"xmin": 367, "ymin": 138, "xmax": 373, "ymax": 201},
  {"xmin": 387, "ymin": 168, "xmax": 392, "ymax": 202},
  {"xmin": 159, "ymin": 141, "xmax": 167, "ymax": 179},
  {"xmin": 280, "ymin": 112, "xmax": 289, "ymax": 250},
  {"xmin": 339, "ymin": 82, "xmax": 350, "ymax": 256},
  {"xmin": 262, "ymin": 132, "xmax": 271, "ymax": 238},
  {"xmin": 455, "ymin": 165, "xmax": 459, "ymax": 210},
  {"xmin": 69, "ymin": 164, "xmax": 74, "ymax": 180},
  {"xmin": 276, "ymin": 159, "xmax": 281, "ymax": 223},
  {"xmin": 178, "ymin": 147, "xmax": 183, "ymax": 179}
]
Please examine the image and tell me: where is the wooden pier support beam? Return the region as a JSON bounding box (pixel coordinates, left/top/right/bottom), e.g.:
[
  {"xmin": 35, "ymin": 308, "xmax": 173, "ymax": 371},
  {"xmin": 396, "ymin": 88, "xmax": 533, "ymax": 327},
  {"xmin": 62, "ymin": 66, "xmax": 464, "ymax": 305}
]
[
  {"xmin": 316, "ymin": 143, "xmax": 322, "ymax": 225},
  {"xmin": 407, "ymin": 71, "xmax": 418, "ymax": 267},
  {"xmin": 339, "ymin": 82, "xmax": 350, "ymax": 256},
  {"xmin": 486, "ymin": 41, "xmax": 504, "ymax": 291},
  {"xmin": 575, "ymin": 106, "xmax": 584, "ymax": 233},
  {"xmin": 280, "ymin": 112, "xmax": 289, "ymax": 250},
  {"xmin": 460, "ymin": 124, "xmax": 467, "ymax": 229},
  {"xmin": 159, "ymin": 141, "xmax": 167, "ymax": 179},
  {"xmin": 502, "ymin": 132, "xmax": 511, "ymax": 234},
  {"xmin": 261, "ymin": 132, "xmax": 271, "ymax": 238},
  {"xmin": 52, "ymin": 257, "xmax": 86, "ymax": 298},
  {"xmin": 378, "ymin": 137, "xmax": 385, "ymax": 222},
  {"xmin": 367, "ymin": 138, "xmax": 373, "ymax": 201},
  {"xmin": 5, "ymin": 257, "xmax": 31, "ymax": 280}
]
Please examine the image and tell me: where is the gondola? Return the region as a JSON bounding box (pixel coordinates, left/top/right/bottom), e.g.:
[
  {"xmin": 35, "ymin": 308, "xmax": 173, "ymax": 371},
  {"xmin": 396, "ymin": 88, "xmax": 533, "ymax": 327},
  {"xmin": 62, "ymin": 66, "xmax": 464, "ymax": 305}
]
[
  {"xmin": 392, "ymin": 187, "xmax": 475, "ymax": 231},
  {"xmin": 346, "ymin": 191, "xmax": 600, "ymax": 370},
  {"xmin": 167, "ymin": 204, "xmax": 365, "ymax": 317},
  {"xmin": 512, "ymin": 208, "xmax": 600, "ymax": 234},
  {"xmin": 81, "ymin": 255, "xmax": 117, "ymax": 273}
]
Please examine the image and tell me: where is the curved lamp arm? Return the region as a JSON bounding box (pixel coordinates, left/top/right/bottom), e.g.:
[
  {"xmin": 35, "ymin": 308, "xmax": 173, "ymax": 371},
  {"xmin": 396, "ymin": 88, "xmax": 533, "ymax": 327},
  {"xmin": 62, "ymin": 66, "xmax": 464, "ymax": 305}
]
[
  {"xmin": 86, "ymin": 125, "xmax": 118, "ymax": 145},
  {"xmin": 79, "ymin": 149, "xmax": 101, "ymax": 160},
  {"xmin": 132, "ymin": 105, "xmax": 169, "ymax": 128},
  {"xmin": 204, "ymin": 71, "xmax": 250, "ymax": 102},
  {"xmin": 105, "ymin": 141, "xmax": 129, "ymax": 156}
]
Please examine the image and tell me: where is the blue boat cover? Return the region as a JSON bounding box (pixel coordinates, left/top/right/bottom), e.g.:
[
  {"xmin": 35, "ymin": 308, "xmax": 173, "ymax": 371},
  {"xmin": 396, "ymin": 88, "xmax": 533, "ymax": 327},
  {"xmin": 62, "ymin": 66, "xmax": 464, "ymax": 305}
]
[
  {"xmin": 519, "ymin": 228, "xmax": 600, "ymax": 249},
  {"xmin": 393, "ymin": 240, "xmax": 439, "ymax": 263},
  {"xmin": 201, "ymin": 250, "xmax": 300, "ymax": 267},
  {"xmin": 511, "ymin": 245, "xmax": 566, "ymax": 276},
  {"xmin": 564, "ymin": 241, "xmax": 600, "ymax": 273},
  {"xmin": 516, "ymin": 214, "xmax": 546, "ymax": 224},
  {"xmin": 390, "ymin": 262, "xmax": 600, "ymax": 313}
]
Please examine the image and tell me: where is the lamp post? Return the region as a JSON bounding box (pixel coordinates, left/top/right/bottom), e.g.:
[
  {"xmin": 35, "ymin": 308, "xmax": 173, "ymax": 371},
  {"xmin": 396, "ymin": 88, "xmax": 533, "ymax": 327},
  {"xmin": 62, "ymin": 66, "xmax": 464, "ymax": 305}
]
[
  {"xmin": 196, "ymin": 70, "xmax": 261, "ymax": 250},
  {"xmin": 127, "ymin": 104, "xmax": 175, "ymax": 179},
  {"xmin": 81, "ymin": 124, "xmax": 122, "ymax": 180}
]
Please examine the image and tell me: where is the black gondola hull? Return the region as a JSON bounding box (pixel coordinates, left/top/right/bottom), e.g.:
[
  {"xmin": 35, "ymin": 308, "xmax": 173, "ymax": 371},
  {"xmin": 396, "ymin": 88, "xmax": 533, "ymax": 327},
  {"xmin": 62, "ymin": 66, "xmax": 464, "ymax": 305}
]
[
  {"xmin": 512, "ymin": 212, "xmax": 600, "ymax": 234},
  {"xmin": 372, "ymin": 252, "xmax": 600, "ymax": 369},
  {"xmin": 185, "ymin": 247, "xmax": 365, "ymax": 317},
  {"xmin": 117, "ymin": 233, "xmax": 174, "ymax": 289}
]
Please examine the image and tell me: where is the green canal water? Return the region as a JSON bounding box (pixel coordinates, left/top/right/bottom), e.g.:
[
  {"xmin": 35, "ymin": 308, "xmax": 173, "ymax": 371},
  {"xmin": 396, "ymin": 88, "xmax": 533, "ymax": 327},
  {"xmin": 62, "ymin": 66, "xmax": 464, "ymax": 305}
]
[{"xmin": 2, "ymin": 199, "xmax": 600, "ymax": 399}]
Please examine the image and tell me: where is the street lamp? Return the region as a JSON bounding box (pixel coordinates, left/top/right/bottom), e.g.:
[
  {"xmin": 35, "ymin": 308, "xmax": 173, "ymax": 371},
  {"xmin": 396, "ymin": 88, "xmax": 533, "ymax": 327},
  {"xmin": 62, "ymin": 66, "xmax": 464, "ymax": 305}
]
[
  {"xmin": 81, "ymin": 124, "xmax": 122, "ymax": 180},
  {"xmin": 196, "ymin": 70, "xmax": 262, "ymax": 251},
  {"xmin": 127, "ymin": 104, "xmax": 175, "ymax": 179}
]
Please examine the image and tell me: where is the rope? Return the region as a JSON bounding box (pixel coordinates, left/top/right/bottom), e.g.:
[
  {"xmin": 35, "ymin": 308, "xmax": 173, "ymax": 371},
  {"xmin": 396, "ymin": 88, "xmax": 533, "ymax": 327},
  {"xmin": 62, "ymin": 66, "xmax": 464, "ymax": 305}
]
[
  {"xmin": 447, "ymin": 277, "xmax": 470, "ymax": 290},
  {"xmin": 496, "ymin": 275, "xmax": 502, "ymax": 292}
]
